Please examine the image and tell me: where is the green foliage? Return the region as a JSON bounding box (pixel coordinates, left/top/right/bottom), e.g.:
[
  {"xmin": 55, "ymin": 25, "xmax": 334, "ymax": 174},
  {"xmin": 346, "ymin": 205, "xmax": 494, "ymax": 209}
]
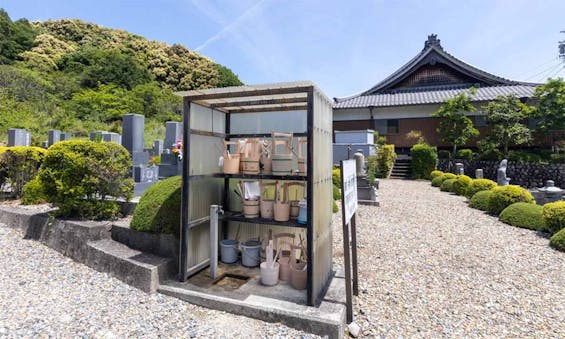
[
  {"xmin": 332, "ymin": 168, "xmax": 341, "ymax": 188},
  {"xmin": 38, "ymin": 140, "xmax": 133, "ymax": 219},
  {"xmin": 550, "ymin": 153, "xmax": 565, "ymax": 164},
  {"xmin": 214, "ymin": 64, "xmax": 243, "ymax": 87},
  {"xmin": 438, "ymin": 150, "xmax": 451, "ymax": 159},
  {"xmin": 542, "ymin": 201, "xmax": 565, "ymax": 234},
  {"xmin": 476, "ymin": 139, "xmax": 502, "ymax": 161},
  {"xmin": 499, "ymin": 202, "xmax": 544, "ymax": 231},
  {"xmin": 331, "ymin": 182, "xmax": 341, "ymax": 201},
  {"xmin": 430, "ymin": 170, "xmax": 444, "ymax": 179},
  {"xmin": 130, "ymin": 176, "xmax": 181, "ymax": 234},
  {"xmin": 534, "ymin": 78, "xmax": 565, "ymax": 132},
  {"xmin": 507, "ymin": 150, "xmax": 543, "ymax": 163},
  {"xmin": 453, "ymin": 175, "xmax": 472, "ymax": 195},
  {"xmin": 487, "ymin": 185, "xmax": 534, "ymax": 215},
  {"xmin": 0, "ymin": 9, "xmax": 37, "ymax": 64},
  {"xmin": 482, "ymin": 95, "xmax": 533, "ymax": 156},
  {"xmin": 333, "ymin": 200, "xmax": 339, "ymax": 213},
  {"xmin": 373, "ymin": 131, "xmax": 386, "ymax": 146},
  {"xmin": 375, "ymin": 144, "xmax": 396, "ymax": 178},
  {"xmin": 431, "ymin": 176, "xmax": 444, "ymax": 187},
  {"xmin": 410, "ymin": 143, "xmax": 437, "ymax": 179},
  {"xmin": 440, "ymin": 178, "xmax": 457, "ymax": 192},
  {"xmin": 21, "ymin": 177, "xmax": 47, "ymax": 205},
  {"xmin": 465, "ymin": 179, "xmax": 497, "ymax": 198},
  {"xmin": 549, "ymin": 228, "xmax": 565, "ymax": 252},
  {"xmin": 469, "ymin": 190, "xmax": 493, "ymax": 211},
  {"xmin": 366, "ymin": 155, "xmax": 377, "ymax": 185},
  {"xmin": 455, "ymin": 149, "xmax": 473, "ymax": 160},
  {"xmin": 432, "ymin": 89, "xmax": 479, "ymax": 155},
  {"xmin": 0, "ymin": 146, "xmax": 47, "ymax": 198}
]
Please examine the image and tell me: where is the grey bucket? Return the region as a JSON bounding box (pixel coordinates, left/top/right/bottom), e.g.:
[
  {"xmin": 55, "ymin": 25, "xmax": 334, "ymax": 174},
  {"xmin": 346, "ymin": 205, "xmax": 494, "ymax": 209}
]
[
  {"xmin": 220, "ymin": 239, "xmax": 239, "ymax": 264},
  {"xmin": 241, "ymin": 240, "xmax": 262, "ymax": 267}
]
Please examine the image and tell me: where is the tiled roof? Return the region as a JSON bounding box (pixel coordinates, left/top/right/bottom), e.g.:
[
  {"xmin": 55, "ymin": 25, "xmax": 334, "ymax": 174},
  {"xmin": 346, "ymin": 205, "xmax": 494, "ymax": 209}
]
[{"xmin": 333, "ymin": 85, "xmax": 537, "ymax": 109}]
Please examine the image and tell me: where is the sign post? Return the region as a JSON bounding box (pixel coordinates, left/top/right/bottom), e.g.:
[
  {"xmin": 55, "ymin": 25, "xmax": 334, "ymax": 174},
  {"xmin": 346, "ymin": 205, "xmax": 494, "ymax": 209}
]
[{"xmin": 340, "ymin": 159, "xmax": 359, "ymax": 323}]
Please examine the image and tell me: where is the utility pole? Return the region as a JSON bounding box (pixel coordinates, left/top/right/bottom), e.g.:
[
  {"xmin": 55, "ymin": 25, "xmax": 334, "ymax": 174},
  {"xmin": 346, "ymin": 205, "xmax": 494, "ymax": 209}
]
[{"xmin": 559, "ymin": 30, "xmax": 565, "ymax": 61}]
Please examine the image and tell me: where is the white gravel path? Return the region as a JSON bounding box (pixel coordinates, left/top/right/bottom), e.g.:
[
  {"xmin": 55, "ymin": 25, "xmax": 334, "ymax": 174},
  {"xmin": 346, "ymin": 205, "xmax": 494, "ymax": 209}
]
[
  {"xmin": 334, "ymin": 179, "xmax": 565, "ymax": 338},
  {"xmin": 0, "ymin": 224, "xmax": 318, "ymax": 338}
]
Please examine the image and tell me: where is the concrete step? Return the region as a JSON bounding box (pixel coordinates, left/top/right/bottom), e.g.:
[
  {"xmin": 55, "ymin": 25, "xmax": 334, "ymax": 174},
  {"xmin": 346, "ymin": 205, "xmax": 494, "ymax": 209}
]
[{"xmin": 87, "ymin": 239, "xmax": 174, "ymax": 293}]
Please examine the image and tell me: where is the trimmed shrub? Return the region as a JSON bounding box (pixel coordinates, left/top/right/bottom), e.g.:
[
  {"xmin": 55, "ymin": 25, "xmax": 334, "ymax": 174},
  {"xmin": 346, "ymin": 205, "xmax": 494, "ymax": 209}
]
[
  {"xmin": 333, "ymin": 185, "xmax": 341, "ymax": 200},
  {"xmin": 38, "ymin": 140, "xmax": 133, "ymax": 220},
  {"xmin": 487, "ymin": 185, "xmax": 534, "ymax": 215},
  {"xmin": 131, "ymin": 176, "xmax": 181, "ymax": 234},
  {"xmin": 465, "ymin": 179, "xmax": 497, "ymax": 198},
  {"xmin": 456, "ymin": 148, "xmax": 473, "ymax": 160},
  {"xmin": 431, "ymin": 176, "xmax": 444, "ymax": 187},
  {"xmin": 542, "ymin": 201, "xmax": 565, "ymax": 234},
  {"xmin": 440, "ymin": 178, "xmax": 457, "ymax": 192},
  {"xmin": 333, "ymin": 200, "xmax": 339, "ymax": 213},
  {"xmin": 430, "ymin": 170, "xmax": 444, "ymax": 179},
  {"xmin": 452, "ymin": 175, "xmax": 472, "ymax": 196},
  {"xmin": 438, "ymin": 150, "xmax": 451, "ymax": 159},
  {"xmin": 550, "ymin": 153, "xmax": 565, "ymax": 164},
  {"xmin": 366, "ymin": 155, "xmax": 377, "ymax": 185},
  {"xmin": 0, "ymin": 146, "xmax": 47, "ymax": 198},
  {"xmin": 469, "ymin": 190, "xmax": 492, "ymax": 211},
  {"xmin": 499, "ymin": 202, "xmax": 544, "ymax": 231},
  {"xmin": 410, "ymin": 143, "xmax": 437, "ymax": 179},
  {"xmin": 332, "ymin": 168, "xmax": 341, "ymax": 188},
  {"xmin": 21, "ymin": 177, "xmax": 47, "ymax": 205},
  {"xmin": 549, "ymin": 228, "xmax": 565, "ymax": 252},
  {"xmin": 375, "ymin": 144, "xmax": 396, "ymax": 178}
]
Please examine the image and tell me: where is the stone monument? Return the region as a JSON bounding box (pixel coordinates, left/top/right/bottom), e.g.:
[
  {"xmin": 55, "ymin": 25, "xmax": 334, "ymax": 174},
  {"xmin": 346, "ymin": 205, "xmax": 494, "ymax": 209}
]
[
  {"xmin": 354, "ymin": 150, "xmax": 379, "ymax": 206},
  {"xmin": 8, "ymin": 128, "xmax": 31, "ymax": 146},
  {"xmin": 475, "ymin": 169, "xmax": 484, "ymax": 179},
  {"xmin": 158, "ymin": 122, "xmax": 183, "ymax": 178},
  {"xmin": 48, "ymin": 129, "xmax": 61, "ymax": 147},
  {"xmin": 455, "ymin": 163, "xmax": 464, "ymax": 175},
  {"xmin": 497, "ymin": 159, "xmax": 511, "ymax": 186}
]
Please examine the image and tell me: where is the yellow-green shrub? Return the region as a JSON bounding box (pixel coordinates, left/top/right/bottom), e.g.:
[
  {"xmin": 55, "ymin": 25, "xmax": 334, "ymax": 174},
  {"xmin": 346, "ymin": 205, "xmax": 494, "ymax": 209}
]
[
  {"xmin": 440, "ymin": 178, "xmax": 457, "ymax": 192},
  {"xmin": 465, "ymin": 179, "xmax": 497, "ymax": 198},
  {"xmin": 499, "ymin": 202, "xmax": 544, "ymax": 231},
  {"xmin": 410, "ymin": 143, "xmax": 437, "ymax": 179},
  {"xmin": 469, "ymin": 190, "xmax": 492, "ymax": 211},
  {"xmin": 375, "ymin": 144, "xmax": 396, "ymax": 178},
  {"xmin": 549, "ymin": 228, "xmax": 565, "ymax": 252},
  {"xmin": 542, "ymin": 201, "xmax": 565, "ymax": 234},
  {"xmin": 0, "ymin": 146, "xmax": 47, "ymax": 198},
  {"xmin": 21, "ymin": 177, "xmax": 47, "ymax": 205},
  {"xmin": 332, "ymin": 168, "xmax": 341, "ymax": 188},
  {"xmin": 453, "ymin": 175, "xmax": 472, "ymax": 195},
  {"xmin": 430, "ymin": 170, "xmax": 444, "ymax": 179},
  {"xmin": 131, "ymin": 176, "xmax": 181, "ymax": 234},
  {"xmin": 487, "ymin": 185, "xmax": 534, "ymax": 215}
]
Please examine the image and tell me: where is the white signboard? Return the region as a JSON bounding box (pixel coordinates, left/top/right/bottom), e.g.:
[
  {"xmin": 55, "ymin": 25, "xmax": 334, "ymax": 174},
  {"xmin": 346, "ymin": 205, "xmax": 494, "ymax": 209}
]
[{"xmin": 341, "ymin": 160, "xmax": 358, "ymax": 224}]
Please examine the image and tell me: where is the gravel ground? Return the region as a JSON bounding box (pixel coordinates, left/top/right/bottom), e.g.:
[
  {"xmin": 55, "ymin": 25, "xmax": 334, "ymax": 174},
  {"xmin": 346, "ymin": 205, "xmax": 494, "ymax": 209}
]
[
  {"xmin": 0, "ymin": 224, "xmax": 319, "ymax": 338},
  {"xmin": 333, "ymin": 179, "xmax": 565, "ymax": 338}
]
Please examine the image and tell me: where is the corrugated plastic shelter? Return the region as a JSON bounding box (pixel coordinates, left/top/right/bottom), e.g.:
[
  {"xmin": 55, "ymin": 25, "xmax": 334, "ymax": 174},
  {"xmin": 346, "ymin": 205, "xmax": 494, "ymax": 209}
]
[{"xmin": 177, "ymin": 81, "xmax": 334, "ymax": 306}]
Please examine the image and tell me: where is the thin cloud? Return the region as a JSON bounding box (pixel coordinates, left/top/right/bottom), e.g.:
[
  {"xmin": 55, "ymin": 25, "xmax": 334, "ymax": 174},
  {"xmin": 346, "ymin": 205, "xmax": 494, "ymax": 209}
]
[{"xmin": 194, "ymin": 0, "xmax": 267, "ymax": 52}]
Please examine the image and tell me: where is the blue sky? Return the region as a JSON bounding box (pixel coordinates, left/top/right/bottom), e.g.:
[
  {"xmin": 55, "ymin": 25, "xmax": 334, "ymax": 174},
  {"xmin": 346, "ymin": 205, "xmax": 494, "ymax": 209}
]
[{"xmin": 1, "ymin": 0, "xmax": 565, "ymax": 98}]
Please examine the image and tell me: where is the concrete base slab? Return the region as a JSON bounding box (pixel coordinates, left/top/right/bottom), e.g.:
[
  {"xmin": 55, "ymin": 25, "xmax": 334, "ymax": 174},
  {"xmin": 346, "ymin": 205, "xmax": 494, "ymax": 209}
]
[{"xmin": 358, "ymin": 199, "xmax": 380, "ymax": 206}]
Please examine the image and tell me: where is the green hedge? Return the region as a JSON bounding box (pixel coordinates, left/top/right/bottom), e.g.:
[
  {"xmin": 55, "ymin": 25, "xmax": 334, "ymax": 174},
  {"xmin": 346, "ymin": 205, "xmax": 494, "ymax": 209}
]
[
  {"xmin": 469, "ymin": 190, "xmax": 493, "ymax": 211},
  {"xmin": 38, "ymin": 140, "xmax": 133, "ymax": 220},
  {"xmin": 0, "ymin": 146, "xmax": 47, "ymax": 198},
  {"xmin": 333, "ymin": 185, "xmax": 341, "ymax": 200},
  {"xmin": 487, "ymin": 185, "xmax": 534, "ymax": 215},
  {"xmin": 440, "ymin": 178, "xmax": 457, "ymax": 192},
  {"xmin": 333, "ymin": 200, "xmax": 339, "ymax": 213},
  {"xmin": 438, "ymin": 150, "xmax": 451, "ymax": 159},
  {"xmin": 456, "ymin": 148, "xmax": 473, "ymax": 160},
  {"xmin": 465, "ymin": 179, "xmax": 497, "ymax": 198},
  {"xmin": 430, "ymin": 170, "xmax": 444, "ymax": 179},
  {"xmin": 131, "ymin": 176, "xmax": 181, "ymax": 234},
  {"xmin": 452, "ymin": 175, "xmax": 472, "ymax": 196},
  {"xmin": 542, "ymin": 201, "xmax": 565, "ymax": 234},
  {"xmin": 431, "ymin": 176, "xmax": 444, "ymax": 187},
  {"xmin": 21, "ymin": 177, "xmax": 47, "ymax": 205},
  {"xmin": 549, "ymin": 228, "xmax": 565, "ymax": 252},
  {"xmin": 375, "ymin": 144, "xmax": 396, "ymax": 178},
  {"xmin": 332, "ymin": 168, "xmax": 341, "ymax": 188},
  {"xmin": 499, "ymin": 202, "xmax": 544, "ymax": 231},
  {"xmin": 410, "ymin": 143, "xmax": 437, "ymax": 179}
]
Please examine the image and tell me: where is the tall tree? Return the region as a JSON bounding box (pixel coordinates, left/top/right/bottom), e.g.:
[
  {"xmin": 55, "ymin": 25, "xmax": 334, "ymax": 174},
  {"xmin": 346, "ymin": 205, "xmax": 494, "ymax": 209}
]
[
  {"xmin": 432, "ymin": 89, "xmax": 479, "ymax": 155},
  {"xmin": 482, "ymin": 95, "xmax": 533, "ymax": 156},
  {"xmin": 0, "ymin": 9, "xmax": 36, "ymax": 64},
  {"xmin": 534, "ymin": 78, "xmax": 565, "ymax": 145}
]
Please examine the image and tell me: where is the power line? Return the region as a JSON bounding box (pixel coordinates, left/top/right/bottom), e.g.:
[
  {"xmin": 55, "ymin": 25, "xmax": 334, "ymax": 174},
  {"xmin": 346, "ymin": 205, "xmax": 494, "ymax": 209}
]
[
  {"xmin": 516, "ymin": 56, "xmax": 559, "ymax": 79},
  {"xmin": 545, "ymin": 64, "xmax": 565, "ymax": 80},
  {"xmin": 525, "ymin": 61, "xmax": 563, "ymax": 81}
]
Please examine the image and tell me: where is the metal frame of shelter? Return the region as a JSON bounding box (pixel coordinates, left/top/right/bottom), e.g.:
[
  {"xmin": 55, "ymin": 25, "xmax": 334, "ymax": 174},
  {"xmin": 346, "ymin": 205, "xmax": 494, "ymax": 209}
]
[{"xmin": 177, "ymin": 82, "xmax": 334, "ymax": 306}]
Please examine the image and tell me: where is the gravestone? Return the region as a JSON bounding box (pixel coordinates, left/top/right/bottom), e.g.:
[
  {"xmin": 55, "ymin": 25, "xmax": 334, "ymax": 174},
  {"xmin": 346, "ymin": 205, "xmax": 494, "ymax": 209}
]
[
  {"xmin": 455, "ymin": 163, "xmax": 464, "ymax": 175},
  {"xmin": 60, "ymin": 132, "xmax": 72, "ymax": 141},
  {"xmin": 353, "ymin": 150, "xmax": 379, "ymax": 206},
  {"xmin": 497, "ymin": 159, "xmax": 511, "ymax": 186},
  {"xmin": 7, "ymin": 128, "xmax": 30, "ymax": 146},
  {"xmin": 41, "ymin": 141, "xmax": 49, "ymax": 149},
  {"xmin": 122, "ymin": 114, "xmax": 145, "ymax": 154},
  {"xmin": 164, "ymin": 121, "xmax": 183, "ymax": 151},
  {"xmin": 151, "ymin": 140, "xmax": 163, "ymax": 157},
  {"xmin": 475, "ymin": 169, "xmax": 484, "ymax": 179},
  {"xmin": 90, "ymin": 130, "xmax": 107, "ymax": 141},
  {"xmin": 121, "ymin": 113, "xmax": 156, "ymax": 196},
  {"xmin": 48, "ymin": 129, "xmax": 61, "ymax": 147},
  {"xmin": 102, "ymin": 132, "xmax": 121, "ymax": 144}
]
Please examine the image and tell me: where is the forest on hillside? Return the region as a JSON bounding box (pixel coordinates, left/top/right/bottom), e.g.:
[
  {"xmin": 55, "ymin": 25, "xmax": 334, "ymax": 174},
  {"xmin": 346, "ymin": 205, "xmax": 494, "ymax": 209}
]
[{"xmin": 0, "ymin": 9, "xmax": 243, "ymax": 145}]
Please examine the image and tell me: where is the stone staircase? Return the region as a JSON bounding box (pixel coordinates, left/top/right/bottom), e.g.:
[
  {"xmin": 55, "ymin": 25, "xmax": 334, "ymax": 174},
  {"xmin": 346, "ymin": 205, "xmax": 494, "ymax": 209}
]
[{"xmin": 390, "ymin": 158, "xmax": 412, "ymax": 179}]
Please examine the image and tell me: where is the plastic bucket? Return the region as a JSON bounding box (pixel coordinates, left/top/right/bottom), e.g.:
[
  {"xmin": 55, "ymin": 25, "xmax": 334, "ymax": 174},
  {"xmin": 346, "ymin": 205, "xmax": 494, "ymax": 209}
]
[
  {"xmin": 260, "ymin": 199, "xmax": 274, "ymax": 219},
  {"xmin": 272, "ymin": 154, "xmax": 293, "ymax": 175},
  {"xmin": 298, "ymin": 199, "xmax": 307, "ymax": 224},
  {"xmin": 260, "ymin": 262, "xmax": 280, "ymax": 286},
  {"xmin": 220, "ymin": 239, "xmax": 239, "ymax": 264},
  {"xmin": 278, "ymin": 256, "xmax": 291, "ymax": 281},
  {"xmin": 290, "ymin": 200, "xmax": 300, "ymax": 219},
  {"xmin": 274, "ymin": 202, "xmax": 290, "ymax": 222},
  {"xmin": 242, "ymin": 199, "xmax": 259, "ymax": 218},
  {"xmin": 241, "ymin": 240, "xmax": 262, "ymax": 267},
  {"xmin": 290, "ymin": 262, "xmax": 307, "ymax": 290}
]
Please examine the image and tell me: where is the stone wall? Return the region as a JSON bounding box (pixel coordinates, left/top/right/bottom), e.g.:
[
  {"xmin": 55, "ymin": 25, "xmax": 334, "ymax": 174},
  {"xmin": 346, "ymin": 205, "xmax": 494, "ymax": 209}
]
[{"xmin": 438, "ymin": 159, "xmax": 565, "ymax": 188}]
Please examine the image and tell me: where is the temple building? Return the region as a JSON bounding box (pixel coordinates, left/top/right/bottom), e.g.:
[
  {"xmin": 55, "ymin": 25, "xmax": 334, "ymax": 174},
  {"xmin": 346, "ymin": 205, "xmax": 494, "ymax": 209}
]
[{"xmin": 333, "ymin": 34, "xmax": 541, "ymax": 152}]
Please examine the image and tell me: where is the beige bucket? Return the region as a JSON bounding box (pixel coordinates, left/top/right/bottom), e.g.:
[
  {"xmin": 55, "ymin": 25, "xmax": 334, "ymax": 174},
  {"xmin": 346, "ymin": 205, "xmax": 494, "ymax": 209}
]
[
  {"xmin": 242, "ymin": 199, "xmax": 259, "ymax": 218},
  {"xmin": 273, "ymin": 181, "xmax": 290, "ymax": 222},
  {"xmin": 260, "ymin": 199, "xmax": 274, "ymax": 219},
  {"xmin": 297, "ymin": 138, "xmax": 306, "ymax": 176},
  {"xmin": 223, "ymin": 141, "xmax": 240, "ymax": 174},
  {"xmin": 278, "ymin": 256, "xmax": 291, "ymax": 281},
  {"xmin": 241, "ymin": 138, "xmax": 260, "ymax": 175},
  {"xmin": 260, "ymin": 140, "xmax": 272, "ymax": 174},
  {"xmin": 290, "ymin": 262, "xmax": 307, "ymax": 290},
  {"xmin": 271, "ymin": 132, "xmax": 294, "ymax": 176}
]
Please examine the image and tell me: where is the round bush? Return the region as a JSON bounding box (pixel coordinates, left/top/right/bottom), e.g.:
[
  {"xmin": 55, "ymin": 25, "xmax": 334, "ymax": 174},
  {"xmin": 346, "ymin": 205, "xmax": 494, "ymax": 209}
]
[
  {"xmin": 455, "ymin": 148, "xmax": 473, "ymax": 160},
  {"xmin": 430, "ymin": 170, "xmax": 444, "ymax": 179},
  {"xmin": 440, "ymin": 178, "xmax": 457, "ymax": 192},
  {"xmin": 21, "ymin": 177, "xmax": 47, "ymax": 205},
  {"xmin": 542, "ymin": 201, "xmax": 565, "ymax": 234},
  {"xmin": 469, "ymin": 190, "xmax": 493, "ymax": 211},
  {"xmin": 333, "ymin": 200, "xmax": 339, "ymax": 213},
  {"xmin": 332, "ymin": 168, "xmax": 341, "ymax": 188},
  {"xmin": 487, "ymin": 185, "xmax": 534, "ymax": 215},
  {"xmin": 465, "ymin": 179, "xmax": 497, "ymax": 198},
  {"xmin": 452, "ymin": 175, "xmax": 472, "ymax": 196},
  {"xmin": 431, "ymin": 176, "xmax": 444, "ymax": 187},
  {"xmin": 410, "ymin": 143, "xmax": 437, "ymax": 179},
  {"xmin": 499, "ymin": 202, "xmax": 544, "ymax": 231},
  {"xmin": 0, "ymin": 146, "xmax": 47, "ymax": 198},
  {"xmin": 549, "ymin": 228, "xmax": 565, "ymax": 252},
  {"xmin": 333, "ymin": 185, "xmax": 341, "ymax": 200},
  {"xmin": 38, "ymin": 140, "xmax": 133, "ymax": 220},
  {"xmin": 131, "ymin": 176, "xmax": 181, "ymax": 234}
]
